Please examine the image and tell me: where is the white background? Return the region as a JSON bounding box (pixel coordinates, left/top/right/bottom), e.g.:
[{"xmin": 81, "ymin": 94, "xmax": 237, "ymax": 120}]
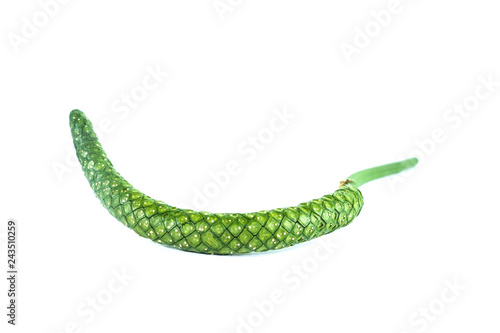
[{"xmin": 1, "ymin": 1, "xmax": 500, "ymax": 332}]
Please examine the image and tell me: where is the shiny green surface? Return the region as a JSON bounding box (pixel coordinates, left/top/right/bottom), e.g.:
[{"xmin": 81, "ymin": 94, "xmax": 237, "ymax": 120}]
[{"xmin": 70, "ymin": 109, "xmax": 367, "ymax": 255}]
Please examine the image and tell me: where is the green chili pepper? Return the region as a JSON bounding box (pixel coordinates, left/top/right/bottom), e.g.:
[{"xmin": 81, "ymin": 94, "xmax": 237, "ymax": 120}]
[{"xmin": 70, "ymin": 109, "xmax": 417, "ymax": 255}]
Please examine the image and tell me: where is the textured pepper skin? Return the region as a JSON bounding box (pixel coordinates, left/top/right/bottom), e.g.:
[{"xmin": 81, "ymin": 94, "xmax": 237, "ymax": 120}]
[{"xmin": 70, "ymin": 110, "xmax": 364, "ymax": 255}]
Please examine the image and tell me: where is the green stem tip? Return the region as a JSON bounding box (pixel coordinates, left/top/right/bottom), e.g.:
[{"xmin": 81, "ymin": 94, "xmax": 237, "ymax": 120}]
[{"xmin": 343, "ymin": 157, "xmax": 418, "ymax": 188}]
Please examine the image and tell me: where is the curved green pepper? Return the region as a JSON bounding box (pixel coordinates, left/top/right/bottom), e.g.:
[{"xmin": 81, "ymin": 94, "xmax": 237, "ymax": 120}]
[{"xmin": 70, "ymin": 109, "xmax": 417, "ymax": 255}]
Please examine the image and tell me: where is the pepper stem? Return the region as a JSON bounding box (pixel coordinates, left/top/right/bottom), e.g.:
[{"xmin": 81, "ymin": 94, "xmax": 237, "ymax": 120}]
[{"xmin": 342, "ymin": 157, "xmax": 418, "ymax": 188}]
